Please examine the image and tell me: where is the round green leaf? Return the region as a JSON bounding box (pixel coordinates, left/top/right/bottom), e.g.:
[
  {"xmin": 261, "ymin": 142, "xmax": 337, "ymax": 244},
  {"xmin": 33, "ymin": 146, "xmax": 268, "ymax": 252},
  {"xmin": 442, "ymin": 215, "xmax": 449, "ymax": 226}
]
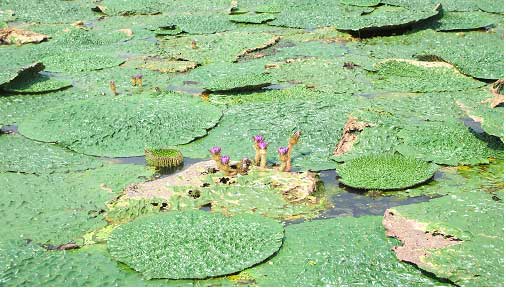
[
  {"xmin": 18, "ymin": 93, "xmax": 223, "ymax": 157},
  {"xmin": 336, "ymin": 154, "xmax": 438, "ymax": 190},
  {"xmin": 107, "ymin": 211, "xmax": 284, "ymax": 279}
]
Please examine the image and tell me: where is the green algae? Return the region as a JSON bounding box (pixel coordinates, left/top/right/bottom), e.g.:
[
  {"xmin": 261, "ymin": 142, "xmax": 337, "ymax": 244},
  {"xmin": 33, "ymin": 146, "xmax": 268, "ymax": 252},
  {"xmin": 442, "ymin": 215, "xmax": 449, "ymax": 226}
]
[
  {"xmin": 336, "ymin": 154, "xmax": 438, "ymax": 190},
  {"xmin": 396, "ymin": 120, "xmax": 502, "ymax": 166},
  {"xmin": 108, "ymin": 211, "xmax": 284, "ymax": 279},
  {"xmin": 370, "ymin": 59, "xmax": 485, "ymax": 93},
  {"xmin": 245, "ymin": 216, "xmax": 445, "ymax": 286},
  {"xmin": 0, "ymin": 164, "xmax": 153, "ymax": 245},
  {"xmin": 161, "ymin": 31, "xmax": 279, "ymax": 64},
  {"xmin": 0, "ymin": 242, "xmax": 190, "ymax": 287},
  {"xmin": 389, "ymin": 190, "xmax": 504, "ymax": 286},
  {"xmin": 18, "ymin": 93, "xmax": 223, "ymax": 157},
  {"xmin": 0, "ymin": 133, "xmax": 102, "ymax": 174}
]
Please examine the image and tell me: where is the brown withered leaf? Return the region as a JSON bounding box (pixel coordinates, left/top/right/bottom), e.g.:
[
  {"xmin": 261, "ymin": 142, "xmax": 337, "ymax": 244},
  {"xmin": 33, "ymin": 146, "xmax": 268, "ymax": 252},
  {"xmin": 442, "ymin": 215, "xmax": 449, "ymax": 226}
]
[
  {"xmin": 333, "ymin": 116, "xmax": 371, "ymax": 156},
  {"xmin": 0, "ymin": 28, "xmax": 49, "ymax": 45}
]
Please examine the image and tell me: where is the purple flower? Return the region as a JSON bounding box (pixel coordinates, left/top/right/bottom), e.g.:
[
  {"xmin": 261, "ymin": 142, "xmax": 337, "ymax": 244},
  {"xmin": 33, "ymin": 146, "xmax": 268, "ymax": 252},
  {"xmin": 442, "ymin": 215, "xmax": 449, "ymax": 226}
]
[
  {"xmin": 221, "ymin": 155, "xmax": 230, "ymax": 165},
  {"xmin": 135, "ymin": 74, "xmax": 143, "ymax": 79},
  {"xmin": 252, "ymin": 135, "xmax": 264, "ymax": 143},
  {"xmin": 258, "ymin": 141, "xmax": 268, "ymax": 150},
  {"xmin": 278, "ymin": 146, "xmax": 289, "ymax": 155},
  {"xmin": 209, "ymin": 146, "xmax": 221, "ymax": 155}
]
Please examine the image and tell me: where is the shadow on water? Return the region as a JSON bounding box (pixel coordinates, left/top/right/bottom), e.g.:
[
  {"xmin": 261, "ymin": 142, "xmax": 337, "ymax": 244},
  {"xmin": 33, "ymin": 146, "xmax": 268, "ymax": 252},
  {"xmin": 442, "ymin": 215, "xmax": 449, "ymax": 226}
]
[
  {"xmin": 0, "ymin": 124, "xmax": 18, "ymax": 133},
  {"xmin": 461, "ymin": 116, "xmax": 485, "ymax": 134}
]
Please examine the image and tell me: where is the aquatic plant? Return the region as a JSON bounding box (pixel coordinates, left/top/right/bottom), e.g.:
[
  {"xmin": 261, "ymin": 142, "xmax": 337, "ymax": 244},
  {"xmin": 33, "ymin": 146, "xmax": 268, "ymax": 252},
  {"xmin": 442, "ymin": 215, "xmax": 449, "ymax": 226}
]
[
  {"xmin": 144, "ymin": 148, "xmax": 183, "ymax": 168},
  {"xmin": 219, "ymin": 155, "xmax": 233, "ymax": 175},
  {"xmin": 245, "ymin": 216, "xmax": 444, "ymax": 286},
  {"xmin": 258, "ymin": 141, "xmax": 268, "ymax": 169},
  {"xmin": 107, "ymin": 211, "xmax": 284, "ymax": 279},
  {"xmin": 387, "ymin": 189, "xmax": 504, "ymax": 286},
  {"xmin": 252, "ymin": 135, "xmax": 264, "ymax": 166},
  {"xmin": 336, "ymin": 153, "xmax": 439, "ymax": 190},
  {"xmin": 237, "ymin": 157, "xmax": 252, "ymax": 175},
  {"xmin": 209, "ymin": 146, "xmax": 222, "ymax": 166},
  {"xmin": 109, "ymin": 80, "xmax": 118, "ymax": 95},
  {"xmin": 278, "ymin": 146, "xmax": 289, "ymax": 172},
  {"xmin": 287, "ymin": 130, "xmax": 301, "ymax": 171}
]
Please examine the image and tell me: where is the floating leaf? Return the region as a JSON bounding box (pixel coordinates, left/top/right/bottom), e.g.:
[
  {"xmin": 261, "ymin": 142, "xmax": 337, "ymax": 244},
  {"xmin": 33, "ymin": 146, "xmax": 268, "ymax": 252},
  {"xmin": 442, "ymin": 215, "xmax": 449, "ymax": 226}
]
[
  {"xmin": 336, "ymin": 154, "xmax": 438, "ymax": 190},
  {"xmin": 108, "ymin": 211, "xmax": 284, "ymax": 279},
  {"xmin": 18, "ymin": 93, "xmax": 223, "ymax": 157}
]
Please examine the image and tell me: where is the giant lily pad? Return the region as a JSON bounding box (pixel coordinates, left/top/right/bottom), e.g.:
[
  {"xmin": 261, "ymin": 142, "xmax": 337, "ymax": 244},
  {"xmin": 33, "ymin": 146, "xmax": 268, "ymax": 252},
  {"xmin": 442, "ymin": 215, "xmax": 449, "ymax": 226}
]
[
  {"xmin": 0, "ymin": 62, "xmax": 43, "ymax": 87},
  {"xmin": 417, "ymin": 31, "xmax": 504, "ymax": 80},
  {"xmin": 385, "ymin": 190, "xmax": 504, "ymax": 286},
  {"xmin": 245, "ymin": 216, "xmax": 445, "ymax": 286},
  {"xmin": 107, "ymin": 211, "xmax": 284, "ymax": 279},
  {"xmin": 396, "ymin": 120, "xmax": 502, "ymax": 166},
  {"xmin": 169, "ymin": 60, "xmax": 271, "ymax": 92},
  {"xmin": 433, "ymin": 11, "xmax": 496, "ymax": 31},
  {"xmin": 1, "ymin": 71, "xmax": 71, "ymax": 93},
  {"xmin": 0, "ymin": 133, "xmax": 102, "ymax": 174},
  {"xmin": 161, "ymin": 13, "xmax": 237, "ymax": 34},
  {"xmin": 180, "ymin": 86, "xmax": 365, "ymax": 171},
  {"xmin": 0, "ymin": 242, "xmax": 188, "ymax": 286},
  {"xmin": 0, "ymin": 164, "xmax": 153, "ymax": 244},
  {"xmin": 18, "ymin": 93, "xmax": 223, "ymax": 157},
  {"xmin": 42, "ymin": 50, "xmax": 125, "ymax": 72},
  {"xmin": 336, "ymin": 154, "xmax": 438, "ymax": 190},
  {"xmin": 161, "ymin": 31, "xmax": 281, "ymax": 64},
  {"xmin": 456, "ymin": 89, "xmax": 504, "ymax": 140},
  {"xmin": 370, "ymin": 59, "xmax": 485, "ymax": 92},
  {"xmin": 0, "ymin": 0, "xmax": 97, "ymax": 23},
  {"xmin": 268, "ymin": 1, "xmax": 440, "ymax": 32}
]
